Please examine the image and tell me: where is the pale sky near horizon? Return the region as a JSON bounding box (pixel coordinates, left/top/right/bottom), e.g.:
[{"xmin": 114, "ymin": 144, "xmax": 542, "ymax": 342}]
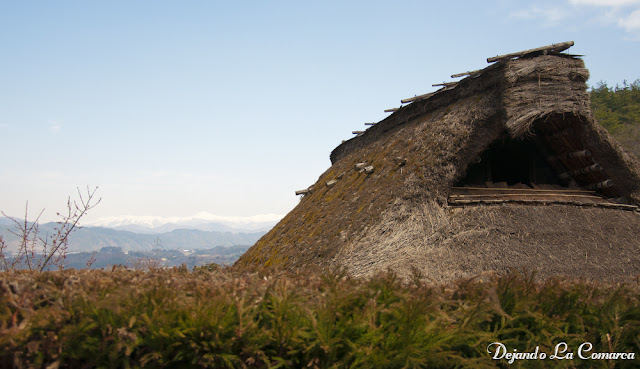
[{"xmin": 2, "ymin": 0, "xmax": 640, "ymax": 224}]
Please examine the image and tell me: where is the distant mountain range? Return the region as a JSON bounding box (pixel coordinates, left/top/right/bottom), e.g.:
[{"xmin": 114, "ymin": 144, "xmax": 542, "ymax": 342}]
[
  {"xmin": 0, "ymin": 212, "xmax": 279, "ymax": 253},
  {"xmin": 85, "ymin": 211, "xmax": 283, "ymax": 234}
]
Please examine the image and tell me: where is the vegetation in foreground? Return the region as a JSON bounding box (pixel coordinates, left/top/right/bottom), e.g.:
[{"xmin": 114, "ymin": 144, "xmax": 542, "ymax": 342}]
[{"xmin": 1, "ymin": 267, "xmax": 639, "ymax": 369}]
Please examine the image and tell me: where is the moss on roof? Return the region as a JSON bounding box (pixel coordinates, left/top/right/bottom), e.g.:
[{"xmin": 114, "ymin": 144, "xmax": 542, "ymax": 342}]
[{"xmin": 235, "ymin": 53, "xmax": 640, "ymax": 281}]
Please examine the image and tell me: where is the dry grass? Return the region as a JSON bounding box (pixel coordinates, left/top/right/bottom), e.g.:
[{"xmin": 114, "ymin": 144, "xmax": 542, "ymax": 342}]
[
  {"xmin": 331, "ymin": 202, "xmax": 640, "ymax": 283},
  {"xmin": 504, "ymin": 55, "xmax": 591, "ymax": 137}
]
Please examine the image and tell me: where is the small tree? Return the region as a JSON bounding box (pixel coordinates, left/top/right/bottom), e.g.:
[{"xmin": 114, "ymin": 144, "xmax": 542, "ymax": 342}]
[
  {"xmin": 0, "ymin": 235, "xmax": 8, "ymax": 271},
  {"xmin": 0, "ymin": 186, "xmax": 101, "ymax": 271}
]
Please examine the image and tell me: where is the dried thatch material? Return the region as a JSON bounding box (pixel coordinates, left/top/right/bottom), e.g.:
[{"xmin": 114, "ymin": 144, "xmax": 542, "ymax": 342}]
[
  {"xmin": 235, "ymin": 52, "xmax": 640, "ymax": 282},
  {"xmin": 504, "ymin": 56, "xmax": 590, "ymax": 137}
]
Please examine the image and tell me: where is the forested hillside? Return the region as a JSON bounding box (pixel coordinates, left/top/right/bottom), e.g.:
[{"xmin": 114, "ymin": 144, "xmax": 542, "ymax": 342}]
[{"xmin": 590, "ymin": 79, "xmax": 640, "ymax": 158}]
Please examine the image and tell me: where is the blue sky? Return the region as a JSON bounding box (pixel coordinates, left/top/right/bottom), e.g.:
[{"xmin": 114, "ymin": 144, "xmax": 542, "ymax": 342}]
[{"xmin": 1, "ymin": 0, "xmax": 639, "ymax": 224}]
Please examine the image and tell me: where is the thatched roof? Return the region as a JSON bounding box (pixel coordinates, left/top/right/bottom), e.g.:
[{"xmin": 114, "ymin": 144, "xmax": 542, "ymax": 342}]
[{"xmin": 235, "ymin": 44, "xmax": 640, "ymax": 281}]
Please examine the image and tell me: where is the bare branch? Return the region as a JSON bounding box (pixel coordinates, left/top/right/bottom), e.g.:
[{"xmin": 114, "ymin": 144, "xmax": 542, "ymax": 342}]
[
  {"xmin": 0, "ymin": 186, "xmax": 101, "ymax": 272},
  {"xmin": 0, "ymin": 236, "xmax": 9, "ymax": 271},
  {"xmin": 38, "ymin": 186, "xmax": 101, "ymax": 272},
  {"xmin": 86, "ymin": 250, "xmax": 97, "ymax": 269},
  {"xmin": 2, "ymin": 204, "xmax": 45, "ymax": 271}
]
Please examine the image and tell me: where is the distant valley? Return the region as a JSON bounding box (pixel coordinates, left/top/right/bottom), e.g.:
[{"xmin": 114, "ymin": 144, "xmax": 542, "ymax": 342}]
[{"xmin": 61, "ymin": 245, "xmax": 251, "ymax": 270}]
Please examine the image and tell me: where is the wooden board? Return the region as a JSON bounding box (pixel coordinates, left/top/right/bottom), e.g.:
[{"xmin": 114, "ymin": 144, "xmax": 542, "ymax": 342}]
[
  {"xmin": 487, "ymin": 41, "xmax": 574, "ymax": 63},
  {"xmin": 451, "ymin": 69, "xmax": 482, "ymax": 78},
  {"xmin": 401, "ymin": 92, "xmax": 435, "ymax": 104},
  {"xmin": 451, "ymin": 187, "xmax": 596, "ymax": 194},
  {"xmin": 448, "ymin": 186, "xmax": 637, "ymax": 211},
  {"xmin": 448, "ymin": 198, "xmax": 638, "ymax": 211}
]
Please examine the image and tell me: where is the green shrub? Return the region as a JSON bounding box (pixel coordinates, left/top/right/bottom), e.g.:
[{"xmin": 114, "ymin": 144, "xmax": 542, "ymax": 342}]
[{"xmin": 1, "ymin": 268, "xmax": 638, "ymax": 368}]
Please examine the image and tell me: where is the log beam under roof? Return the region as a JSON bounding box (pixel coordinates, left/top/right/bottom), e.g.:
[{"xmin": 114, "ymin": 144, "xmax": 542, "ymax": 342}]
[{"xmin": 487, "ymin": 41, "xmax": 574, "ymax": 63}]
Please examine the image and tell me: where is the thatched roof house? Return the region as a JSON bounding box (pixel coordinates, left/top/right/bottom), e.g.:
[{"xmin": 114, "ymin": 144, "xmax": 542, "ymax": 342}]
[{"xmin": 235, "ymin": 42, "xmax": 640, "ymax": 281}]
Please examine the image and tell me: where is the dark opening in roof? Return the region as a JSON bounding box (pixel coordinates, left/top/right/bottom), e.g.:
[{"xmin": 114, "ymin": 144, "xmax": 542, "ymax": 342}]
[{"xmin": 457, "ymin": 137, "xmax": 564, "ymax": 189}]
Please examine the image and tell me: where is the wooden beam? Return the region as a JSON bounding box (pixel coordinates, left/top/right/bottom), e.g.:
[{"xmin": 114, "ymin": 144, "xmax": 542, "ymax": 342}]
[
  {"xmin": 352, "ymin": 131, "xmax": 365, "ymax": 135},
  {"xmin": 487, "ymin": 41, "xmax": 575, "ymax": 63},
  {"xmin": 575, "ymin": 163, "xmax": 603, "ymax": 175},
  {"xmin": 448, "ymin": 198, "xmax": 638, "ymax": 211},
  {"xmin": 550, "ymin": 150, "xmax": 591, "ymax": 162},
  {"xmin": 394, "ymin": 157, "xmax": 407, "ymax": 166},
  {"xmin": 384, "ymin": 108, "xmax": 399, "ymax": 112},
  {"xmin": 432, "ymin": 82, "xmax": 458, "ymax": 88},
  {"xmin": 451, "ymin": 187, "xmax": 596, "ymax": 194},
  {"xmin": 364, "ymin": 123, "xmax": 376, "ymax": 126},
  {"xmin": 451, "ymin": 69, "xmax": 482, "ymax": 78},
  {"xmin": 449, "ymin": 193, "xmax": 603, "ymax": 200},
  {"xmin": 295, "ymin": 185, "xmax": 315, "ymax": 196},
  {"xmin": 565, "ymin": 150, "xmax": 591, "ymax": 159},
  {"xmin": 557, "ymin": 172, "xmax": 572, "ymax": 180},
  {"xmin": 558, "ymin": 164, "xmax": 602, "ymax": 180},
  {"xmin": 401, "ymin": 91, "xmax": 436, "ymax": 104},
  {"xmin": 587, "ymin": 179, "xmax": 614, "ymax": 190}
]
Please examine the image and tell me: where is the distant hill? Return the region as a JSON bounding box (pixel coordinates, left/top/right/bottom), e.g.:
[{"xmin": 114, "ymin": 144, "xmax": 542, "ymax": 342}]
[{"xmin": 0, "ymin": 221, "xmax": 266, "ymax": 253}]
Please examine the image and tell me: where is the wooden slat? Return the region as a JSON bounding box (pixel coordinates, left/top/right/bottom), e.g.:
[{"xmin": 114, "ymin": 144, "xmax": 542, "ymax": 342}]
[
  {"xmin": 384, "ymin": 108, "xmax": 399, "ymax": 112},
  {"xmin": 449, "ymin": 194, "xmax": 603, "ymax": 200},
  {"xmin": 448, "ymin": 198, "xmax": 638, "ymax": 211},
  {"xmin": 451, "ymin": 187, "xmax": 596, "ymax": 194},
  {"xmin": 487, "ymin": 41, "xmax": 574, "ymax": 63},
  {"xmin": 601, "ymin": 203, "xmax": 639, "ymax": 210}
]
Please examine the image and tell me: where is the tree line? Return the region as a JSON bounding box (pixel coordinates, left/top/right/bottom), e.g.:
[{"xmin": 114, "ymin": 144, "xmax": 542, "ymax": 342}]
[{"xmin": 590, "ymin": 79, "xmax": 640, "ymax": 158}]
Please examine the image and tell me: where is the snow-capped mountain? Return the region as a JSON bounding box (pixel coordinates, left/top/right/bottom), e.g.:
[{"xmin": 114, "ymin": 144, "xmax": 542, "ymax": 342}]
[{"xmin": 86, "ymin": 211, "xmax": 283, "ymax": 234}]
